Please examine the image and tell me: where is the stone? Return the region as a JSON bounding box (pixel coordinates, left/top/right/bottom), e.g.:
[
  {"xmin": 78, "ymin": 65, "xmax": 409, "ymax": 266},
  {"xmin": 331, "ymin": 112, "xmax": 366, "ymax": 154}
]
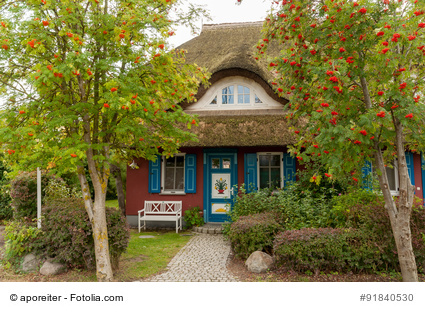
[
  {"xmin": 22, "ymin": 253, "xmax": 43, "ymax": 273},
  {"xmin": 40, "ymin": 260, "xmax": 66, "ymax": 276},
  {"xmin": 245, "ymin": 251, "xmax": 274, "ymax": 273}
]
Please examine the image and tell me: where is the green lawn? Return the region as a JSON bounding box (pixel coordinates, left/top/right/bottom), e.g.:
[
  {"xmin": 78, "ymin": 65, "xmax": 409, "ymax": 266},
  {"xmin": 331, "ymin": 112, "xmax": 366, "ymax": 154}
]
[
  {"xmin": 113, "ymin": 230, "xmax": 192, "ymax": 281},
  {"xmin": 106, "ymin": 199, "xmax": 119, "ymax": 208}
]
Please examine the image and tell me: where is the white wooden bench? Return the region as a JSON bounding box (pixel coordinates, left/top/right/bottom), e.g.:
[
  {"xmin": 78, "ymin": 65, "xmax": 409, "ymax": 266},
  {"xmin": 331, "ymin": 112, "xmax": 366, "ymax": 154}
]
[{"xmin": 138, "ymin": 201, "xmax": 183, "ymax": 233}]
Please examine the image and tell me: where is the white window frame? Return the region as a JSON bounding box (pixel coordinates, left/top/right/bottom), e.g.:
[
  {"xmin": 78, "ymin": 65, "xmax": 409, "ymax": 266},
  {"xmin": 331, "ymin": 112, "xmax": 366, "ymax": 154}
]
[
  {"xmin": 161, "ymin": 153, "xmax": 186, "ymax": 195},
  {"xmin": 185, "ymin": 76, "xmax": 285, "ymax": 112},
  {"xmin": 257, "ymin": 152, "xmax": 284, "ymax": 189},
  {"xmin": 370, "ymin": 160, "xmax": 399, "ymax": 196}
]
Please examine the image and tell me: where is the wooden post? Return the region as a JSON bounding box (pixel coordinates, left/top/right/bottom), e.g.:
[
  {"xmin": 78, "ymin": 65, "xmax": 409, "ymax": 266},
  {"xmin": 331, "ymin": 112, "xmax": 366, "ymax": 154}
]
[{"xmin": 37, "ymin": 167, "xmax": 41, "ymax": 229}]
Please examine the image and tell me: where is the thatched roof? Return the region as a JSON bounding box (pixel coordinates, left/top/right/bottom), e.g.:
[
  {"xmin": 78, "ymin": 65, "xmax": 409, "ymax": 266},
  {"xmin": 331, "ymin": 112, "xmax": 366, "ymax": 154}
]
[
  {"xmin": 178, "ymin": 22, "xmax": 277, "ymax": 83},
  {"xmin": 181, "ymin": 115, "xmax": 297, "ymax": 147}
]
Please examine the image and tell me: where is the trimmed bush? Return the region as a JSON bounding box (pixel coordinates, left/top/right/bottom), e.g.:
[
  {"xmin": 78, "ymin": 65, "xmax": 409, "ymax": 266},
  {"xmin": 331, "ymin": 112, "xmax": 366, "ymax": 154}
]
[
  {"xmin": 226, "ymin": 212, "xmax": 283, "ymax": 259},
  {"xmin": 9, "ymin": 171, "xmax": 62, "ymax": 219},
  {"xmin": 330, "ymin": 194, "xmax": 425, "ymax": 273},
  {"xmin": 32, "ymin": 198, "xmax": 130, "ymax": 270},
  {"xmin": 273, "ymin": 228, "xmax": 382, "ymax": 273}
]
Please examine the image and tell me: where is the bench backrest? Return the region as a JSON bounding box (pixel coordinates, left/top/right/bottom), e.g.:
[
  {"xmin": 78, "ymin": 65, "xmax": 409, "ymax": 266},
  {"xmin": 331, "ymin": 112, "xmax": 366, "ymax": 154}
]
[{"xmin": 144, "ymin": 201, "xmax": 182, "ymax": 214}]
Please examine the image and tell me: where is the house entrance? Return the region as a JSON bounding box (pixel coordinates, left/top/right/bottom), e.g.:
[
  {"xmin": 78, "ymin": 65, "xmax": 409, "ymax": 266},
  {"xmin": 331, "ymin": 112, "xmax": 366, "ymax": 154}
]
[{"xmin": 204, "ymin": 152, "xmax": 237, "ymax": 223}]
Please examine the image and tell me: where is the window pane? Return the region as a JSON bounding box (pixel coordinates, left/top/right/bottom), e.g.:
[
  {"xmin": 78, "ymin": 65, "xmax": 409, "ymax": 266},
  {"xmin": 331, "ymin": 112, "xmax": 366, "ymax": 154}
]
[
  {"xmin": 212, "ymin": 158, "xmax": 220, "ymax": 169},
  {"xmin": 259, "ymin": 168, "xmax": 269, "ymax": 189},
  {"xmin": 255, "ymin": 95, "xmax": 262, "ymax": 103},
  {"xmin": 259, "ymin": 155, "xmax": 270, "ymax": 167},
  {"xmin": 223, "ymin": 159, "xmax": 231, "ymax": 169},
  {"xmin": 228, "ymin": 86, "xmax": 234, "ymax": 94},
  {"xmin": 228, "ymin": 95, "xmax": 234, "ymax": 104},
  {"xmin": 175, "ymin": 156, "xmax": 184, "ymax": 167},
  {"xmin": 222, "ymin": 95, "xmax": 227, "ymax": 104},
  {"xmin": 386, "ymin": 166, "xmax": 397, "ymax": 191},
  {"xmin": 164, "ymin": 167, "xmax": 175, "ymax": 190},
  {"xmin": 222, "ymin": 88, "xmax": 228, "ymax": 95},
  {"xmin": 238, "ymin": 85, "xmax": 244, "ymax": 94},
  {"xmin": 270, "ymin": 168, "xmax": 281, "ymax": 188},
  {"xmin": 238, "ymin": 94, "xmax": 244, "ymax": 104},
  {"xmin": 165, "ymin": 157, "xmax": 175, "ymax": 167},
  {"xmin": 270, "ymin": 155, "xmax": 280, "ymax": 167},
  {"xmin": 244, "ymin": 94, "xmax": 250, "ymax": 103},
  {"xmin": 210, "ymin": 96, "xmax": 217, "ymax": 104},
  {"xmin": 244, "ymin": 87, "xmax": 250, "ymax": 94},
  {"xmin": 175, "ymin": 168, "xmax": 184, "ymax": 190}
]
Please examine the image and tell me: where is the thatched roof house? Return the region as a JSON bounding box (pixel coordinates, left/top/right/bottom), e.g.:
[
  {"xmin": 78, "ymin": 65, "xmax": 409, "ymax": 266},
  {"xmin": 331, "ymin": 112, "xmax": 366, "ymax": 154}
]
[
  {"xmin": 126, "ymin": 22, "xmax": 300, "ymax": 225},
  {"xmin": 177, "ymin": 22, "xmax": 295, "ymax": 147}
]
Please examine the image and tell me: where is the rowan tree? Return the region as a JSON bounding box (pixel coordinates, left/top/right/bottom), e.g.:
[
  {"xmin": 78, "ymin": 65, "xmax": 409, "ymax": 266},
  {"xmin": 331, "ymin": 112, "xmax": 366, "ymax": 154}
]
[
  {"xmin": 0, "ymin": 0, "xmax": 209, "ymax": 281},
  {"xmin": 250, "ymin": 0, "xmax": 425, "ymax": 281}
]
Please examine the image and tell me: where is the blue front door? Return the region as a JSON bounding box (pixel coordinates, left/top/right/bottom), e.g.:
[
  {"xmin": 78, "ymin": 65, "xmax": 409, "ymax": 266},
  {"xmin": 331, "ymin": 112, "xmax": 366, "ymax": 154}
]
[{"xmin": 204, "ymin": 152, "xmax": 237, "ymax": 223}]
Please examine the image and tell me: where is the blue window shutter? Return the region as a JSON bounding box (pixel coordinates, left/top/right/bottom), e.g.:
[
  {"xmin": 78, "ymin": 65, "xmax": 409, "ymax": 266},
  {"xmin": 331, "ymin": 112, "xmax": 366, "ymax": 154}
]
[
  {"xmin": 185, "ymin": 154, "xmax": 197, "ymax": 193},
  {"xmin": 244, "ymin": 153, "xmax": 257, "ymax": 193},
  {"xmin": 148, "ymin": 155, "xmax": 161, "ymax": 193},
  {"xmin": 362, "ymin": 160, "xmax": 373, "ymax": 190},
  {"xmin": 406, "ymin": 151, "xmax": 415, "ymax": 185},
  {"xmin": 421, "ymin": 153, "xmax": 425, "ymax": 203},
  {"xmin": 283, "ymin": 153, "xmax": 296, "ymax": 187}
]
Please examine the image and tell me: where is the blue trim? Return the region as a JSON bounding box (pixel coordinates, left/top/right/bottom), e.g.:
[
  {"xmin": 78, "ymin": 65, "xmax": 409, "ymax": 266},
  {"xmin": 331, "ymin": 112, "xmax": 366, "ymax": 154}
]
[
  {"xmin": 203, "ymin": 159, "xmax": 208, "ymax": 223},
  {"xmin": 244, "ymin": 153, "xmax": 258, "ymax": 193},
  {"xmin": 148, "ymin": 155, "xmax": 161, "ymax": 193},
  {"xmin": 203, "ymin": 148, "xmax": 238, "ymax": 153},
  {"xmin": 406, "ymin": 151, "xmax": 415, "ymax": 186},
  {"xmin": 283, "ymin": 153, "xmax": 296, "ymax": 187},
  {"xmin": 184, "ymin": 154, "xmax": 197, "ymax": 193},
  {"xmin": 361, "ymin": 160, "xmax": 373, "ymax": 190},
  {"xmin": 422, "ymin": 153, "xmax": 425, "ymax": 204}
]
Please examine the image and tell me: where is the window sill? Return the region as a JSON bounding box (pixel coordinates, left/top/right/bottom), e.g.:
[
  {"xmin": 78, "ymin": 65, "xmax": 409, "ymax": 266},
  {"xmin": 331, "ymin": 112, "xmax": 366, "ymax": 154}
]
[{"xmin": 159, "ymin": 192, "xmax": 186, "ymax": 196}]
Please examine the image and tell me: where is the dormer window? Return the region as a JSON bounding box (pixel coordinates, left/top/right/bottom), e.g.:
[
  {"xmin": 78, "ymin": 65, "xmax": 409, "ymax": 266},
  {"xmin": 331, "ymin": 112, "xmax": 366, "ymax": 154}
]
[
  {"xmin": 186, "ymin": 76, "xmax": 284, "ymax": 112},
  {"xmin": 209, "ymin": 83, "xmax": 262, "ymax": 106}
]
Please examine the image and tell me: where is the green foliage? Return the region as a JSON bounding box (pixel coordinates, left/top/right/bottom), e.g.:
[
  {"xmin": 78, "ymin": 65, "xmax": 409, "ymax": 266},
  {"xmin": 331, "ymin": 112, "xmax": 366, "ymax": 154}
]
[
  {"xmin": 228, "ymin": 184, "xmax": 279, "ymax": 221},
  {"xmin": 226, "ymin": 212, "xmax": 283, "ymax": 259},
  {"xmin": 0, "ymin": 161, "xmax": 12, "ymax": 221},
  {"xmin": 3, "ymin": 219, "xmax": 42, "ymax": 268},
  {"xmin": 273, "ymin": 228, "xmax": 383, "ymax": 273},
  {"xmin": 183, "ymin": 206, "xmax": 204, "ymax": 229},
  {"xmin": 32, "ymin": 198, "xmax": 130, "ymax": 270},
  {"xmin": 44, "ymin": 178, "xmax": 82, "ymax": 201},
  {"xmin": 9, "ymin": 171, "xmax": 62, "ymax": 219}
]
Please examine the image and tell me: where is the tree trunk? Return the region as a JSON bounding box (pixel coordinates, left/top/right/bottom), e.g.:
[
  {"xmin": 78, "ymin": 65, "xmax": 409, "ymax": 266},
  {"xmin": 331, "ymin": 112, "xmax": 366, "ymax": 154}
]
[
  {"xmin": 77, "ymin": 166, "xmax": 114, "ymax": 282},
  {"xmin": 110, "ymin": 163, "xmax": 126, "ymax": 216},
  {"xmin": 373, "ymin": 142, "xmax": 418, "ymax": 282}
]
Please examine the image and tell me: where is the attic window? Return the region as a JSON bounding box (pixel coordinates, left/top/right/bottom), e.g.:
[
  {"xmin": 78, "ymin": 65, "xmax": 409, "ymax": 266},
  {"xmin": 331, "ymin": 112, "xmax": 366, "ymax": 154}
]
[
  {"xmin": 222, "ymin": 86, "xmax": 234, "ymax": 104},
  {"xmin": 255, "ymin": 95, "xmax": 262, "ymax": 103},
  {"xmin": 238, "ymin": 86, "xmax": 250, "ymax": 104},
  {"xmin": 210, "ymin": 96, "xmax": 217, "ymax": 105}
]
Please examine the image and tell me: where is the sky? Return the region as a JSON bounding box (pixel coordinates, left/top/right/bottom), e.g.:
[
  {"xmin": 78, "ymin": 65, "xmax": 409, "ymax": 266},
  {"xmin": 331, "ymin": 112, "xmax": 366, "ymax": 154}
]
[{"xmin": 168, "ymin": 0, "xmax": 273, "ymax": 48}]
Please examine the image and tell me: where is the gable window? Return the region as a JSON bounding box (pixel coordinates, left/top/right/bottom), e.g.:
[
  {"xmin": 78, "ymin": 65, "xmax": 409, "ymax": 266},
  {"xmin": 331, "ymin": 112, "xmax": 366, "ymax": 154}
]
[
  {"xmin": 258, "ymin": 153, "xmax": 283, "ymax": 189},
  {"xmin": 207, "ymin": 83, "xmax": 263, "ymax": 107}
]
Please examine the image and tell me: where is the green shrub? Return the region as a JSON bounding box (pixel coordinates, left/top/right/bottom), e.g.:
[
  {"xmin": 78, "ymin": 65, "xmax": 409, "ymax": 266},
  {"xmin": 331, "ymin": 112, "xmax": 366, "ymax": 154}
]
[
  {"xmin": 329, "ymin": 193, "xmax": 425, "ymax": 273},
  {"xmin": 3, "ymin": 219, "xmax": 42, "ymax": 268},
  {"xmin": 226, "ymin": 212, "xmax": 283, "ymax": 259},
  {"xmin": 32, "ymin": 198, "xmax": 130, "ymax": 270},
  {"xmin": 273, "ymin": 228, "xmax": 382, "ymax": 273},
  {"xmin": 228, "ymin": 184, "xmax": 279, "ymax": 221},
  {"xmin": 9, "ymin": 171, "xmax": 62, "ymax": 219},
  {"xmin": 275, "ymin": 183, "xmax": 334, "ymax": 229},
  {"xmin": 0, "ymin": 162, "xmax": 12, "ymax": 221},
  {"xmin": 184, "ymin": 206, "xmax": 204, "ymax": 229}
]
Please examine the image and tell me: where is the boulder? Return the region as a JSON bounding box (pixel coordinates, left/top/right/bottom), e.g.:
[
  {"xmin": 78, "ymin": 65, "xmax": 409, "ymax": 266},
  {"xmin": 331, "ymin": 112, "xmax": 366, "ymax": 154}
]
[
  {"xmin": 245, "ymin": 251, "xmax": 274, "ymax": 273},
  {"xmin": 40, "ymin": 260, "xmax": 66, "ymax": 276},
  {"xmin": 22, "ymin": 253, "xmax": 43, "ymax": 273}
]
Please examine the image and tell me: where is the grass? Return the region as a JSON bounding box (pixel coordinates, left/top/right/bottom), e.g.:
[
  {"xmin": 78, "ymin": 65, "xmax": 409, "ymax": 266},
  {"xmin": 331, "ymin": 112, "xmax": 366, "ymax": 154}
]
[
  {"xmin": 105, "ymin": 199, "xmax": 119, "ymax": 208},
  {"xmin": 0, "ymin": 229, "xmax": 192, "ymax": 282}
]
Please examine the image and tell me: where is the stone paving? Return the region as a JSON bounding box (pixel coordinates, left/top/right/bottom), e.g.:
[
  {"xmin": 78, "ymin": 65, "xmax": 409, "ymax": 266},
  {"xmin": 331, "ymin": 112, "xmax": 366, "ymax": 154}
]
[{"xmin": 145, "ymin": 233, "xmax": 238, "ymax": 282}]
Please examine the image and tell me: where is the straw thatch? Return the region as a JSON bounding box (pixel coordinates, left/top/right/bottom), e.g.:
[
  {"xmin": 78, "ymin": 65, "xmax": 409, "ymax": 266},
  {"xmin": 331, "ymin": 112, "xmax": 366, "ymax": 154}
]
[
  {"xmin": 178, "ymin": 22, "xmax": 278, "ymax": 83},
  {"xmin": 181, "ymin": 115, "xmax": 297, "ymax": 147}
]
